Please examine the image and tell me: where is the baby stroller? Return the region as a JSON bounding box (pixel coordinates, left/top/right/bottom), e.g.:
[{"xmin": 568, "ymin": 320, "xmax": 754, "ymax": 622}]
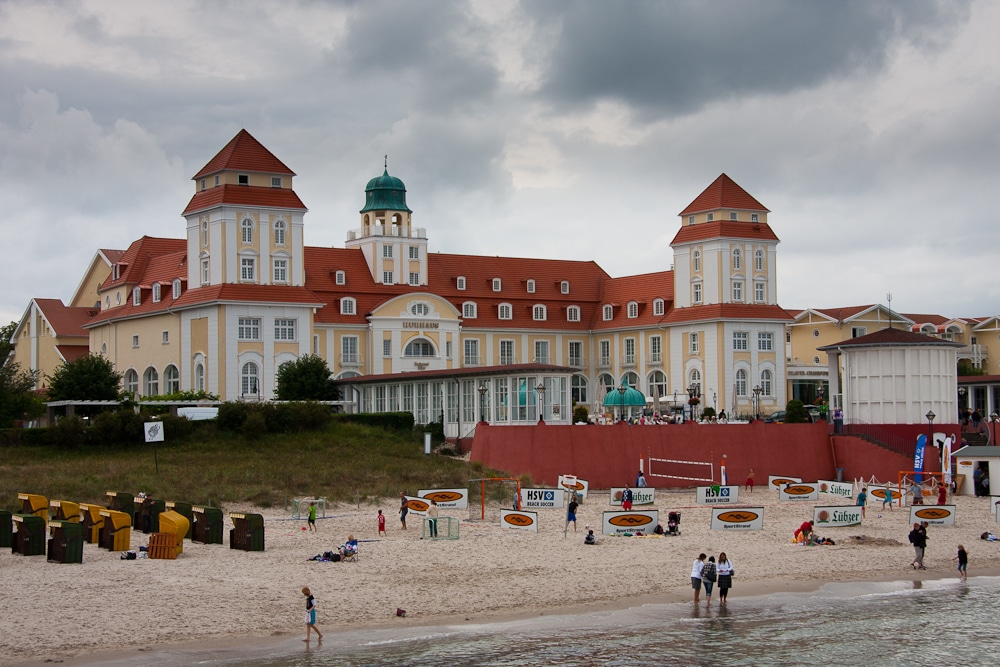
[{"xmin": 667, "ymin": 511, "xmax": 681, "ymax": 535}]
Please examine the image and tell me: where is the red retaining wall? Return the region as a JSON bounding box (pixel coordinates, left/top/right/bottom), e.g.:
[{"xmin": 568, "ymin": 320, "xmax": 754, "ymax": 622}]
[{"xmin": 470, "ymin": 423, "xmax": 936, "ymax": 488}]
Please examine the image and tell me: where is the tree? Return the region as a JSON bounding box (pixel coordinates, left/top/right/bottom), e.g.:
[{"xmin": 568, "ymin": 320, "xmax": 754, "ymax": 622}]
[
  {"xmin": 957, "ymin": 360, "xmax": 985, "ymax": 377},
  {"xmin": 784, "ymin": 399, "xmax": 809, "ymax": 423},
  {"xmin": 274, "ymin": 355, "xmax": 340, "ymax": 401},
  {"xmin": 0, "ymin": 361, "xmax": 44, "ymax": 427},
  {"xmin": 47, "ymin": 354, "xmax": 122, "ymax": 401},
  {"xmin": 0, "ymin": 320, "xmax": 16, "ymax": 367}
]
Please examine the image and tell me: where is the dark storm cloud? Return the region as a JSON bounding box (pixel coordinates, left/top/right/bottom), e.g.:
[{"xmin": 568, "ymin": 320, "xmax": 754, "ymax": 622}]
[{"xmin": 527, "ymin": 0, "xmax": 972, "ymax": 117}]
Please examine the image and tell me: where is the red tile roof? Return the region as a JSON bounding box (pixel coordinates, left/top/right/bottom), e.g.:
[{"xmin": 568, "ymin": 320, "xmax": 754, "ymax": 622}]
[
  {"xmin": 592, "ymin": 271, "xmax": 674, "ymax": 330},
  {"xmin": 100, "ymin": 249, "xmax": 125, "ymax": 264},
  {"xmin": 182, "ymin": 184, "xmax": 307, "ymax": 216},
  {"xmin": 33, "ymin": 299, "xmax": 96, "ymax": 337},
  {"xmin": 335, "ymin": 363, "xmax": 576, "ymax": 384},
  {"xmin": 817, "ymin": 327, "xmax": 963, "ymax": 350},
  {"xmin": 193, "ymin": 129, "xmax": 295, "ymax": 179},
  {"xmin": 170, "ymin": 284, "xmax": 323, "ymax": 310},
  {"xmin": 679, "ymin": 174, "xmax": 769, "ymax": 215},
  {"xmin": 99, "ymin": 237, "xmax": 187, "ymax": 290},
  {"xmin": 56, "ymin": 345, "xmax": 90, "ymax": 363},
  {"xmin": 661, "ymin": 303, "xmax": 795, "ymax": 325},
  {"xmin": 671, "ymin": 221, "xmax": 780, "ymax": 245}
]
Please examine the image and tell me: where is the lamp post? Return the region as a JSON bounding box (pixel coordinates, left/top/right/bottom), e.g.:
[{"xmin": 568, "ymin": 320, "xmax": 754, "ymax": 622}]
[
  {"xmin": 926, "ymin": 410, "xmax": 935, "ymax": 471},
  {"xmin": 816, "ymin": 383, "xmax": 825, "ymax": 405},
  {"xmin": 478, "ymin": 383, "xmax": 488, "ymax": 423},
  {"xmin": 618, "ymin": 384, "xmax": 627, "ymax": 422},
  {"xmin": 712, "ymin": 390, "xmax": 717, "ymax": 412},
  {"xmin": 752, "ymin": 385, "xmax": 762, "ymax": 420},
  {"xmin": 536, "ymin": 382, "xmax": 546, "ymax": 424},
  {"xmin": 687, "ymin": 383, "xmax": 698, "ymax": 421},
  {"xmin": 991, "ymin": 412, "xmax": 998, "ymax": 446}
]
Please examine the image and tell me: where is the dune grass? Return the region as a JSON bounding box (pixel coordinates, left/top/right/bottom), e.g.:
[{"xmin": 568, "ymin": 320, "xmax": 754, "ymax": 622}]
[{"xmin": 0, "ymin": 422, "xmax": 499, "ymax": 512}]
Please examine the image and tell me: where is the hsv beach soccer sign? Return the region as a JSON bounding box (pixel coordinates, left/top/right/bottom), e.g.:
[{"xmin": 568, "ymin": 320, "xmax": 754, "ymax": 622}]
[
  {"xmin": 520, "ymin": 488, "xmax": 564, "ymax": 509},
  {"xmin": 696, "ymin": 485, "xmax": 740, "ymax": 505}
]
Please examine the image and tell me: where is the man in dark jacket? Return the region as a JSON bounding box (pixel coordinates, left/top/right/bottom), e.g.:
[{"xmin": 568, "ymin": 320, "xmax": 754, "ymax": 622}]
[{"xmin": 909, "ymin": 522, "xmax": 927, "ymax": 570}]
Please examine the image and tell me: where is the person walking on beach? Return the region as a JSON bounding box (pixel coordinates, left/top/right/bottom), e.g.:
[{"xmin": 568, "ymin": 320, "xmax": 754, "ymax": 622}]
[
  {"xmin": 377, "ymin": 509, "xmax": 386, "ymax": 536},
  {"xmin": 910, "ymin": 480, "xmax": 924, "ymax": 505},
  {"xmin": 691, "ymin": 553, "xmax": 707, "ymax": 603},
  {"xmin": 636, "ymin": 471, "xmax": 647, "ymax": 488},
  {"xmin": 937, "ymin": 483, "xmax": 948, "ymax": 505},
  {"xmin": 701, "ymin": 555, "xmax": 717, "ymax": 607},
  {"xmin": 909, "ymin": 522, "xmax": 927, "ymax": 569},
  {"xmin": 621, "ymin": 484, "xmax": 633, "ymax": 511},
  {"xmin": 744, "ymin": 468, "xmax": 755, "ymax": 493},
  {"xmin": 567, "ymin": 498, "xmax": 579, "ymax": 532},
  {"xmin": 307, "ymin": 501, "xmax": 318, "ymax": 532},
  {"xmin": 954, "ymin": 544, "xmax": 968, "ymax": 580},
  {"xmin": 301, "ymin": 587, "xmax": 323, "ymax": 643},
  {"xmin": 716, "ymin": 553, "xmax": 734, "ymax": 606},
  {"xmin": 856, "ymin": 487, "xmax": 867, "ymax": 519},
  {"xmin": 399, "ymin": 492, "xmax": 409, "ymax": 530},
  {"xmin": 881, "ymin": 487, "xmax": 894, "ymax": 512}
]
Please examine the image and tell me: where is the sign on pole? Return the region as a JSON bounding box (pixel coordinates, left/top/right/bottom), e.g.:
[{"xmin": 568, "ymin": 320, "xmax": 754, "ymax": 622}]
[{"xmin": 144, "ymin": 421, "xmax": 163, "ymax": 474}]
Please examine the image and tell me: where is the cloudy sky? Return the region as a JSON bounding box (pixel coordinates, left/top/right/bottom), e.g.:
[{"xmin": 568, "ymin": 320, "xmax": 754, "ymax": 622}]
[{"xmin": 1, "ymin": 0, "xmax": 997, "ymax": 326}]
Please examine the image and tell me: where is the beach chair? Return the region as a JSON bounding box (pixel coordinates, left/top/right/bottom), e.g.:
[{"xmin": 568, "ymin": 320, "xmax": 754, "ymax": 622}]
[{"xmin": 341, "ymin": 544, "xmax": 359, "ymax": 562}]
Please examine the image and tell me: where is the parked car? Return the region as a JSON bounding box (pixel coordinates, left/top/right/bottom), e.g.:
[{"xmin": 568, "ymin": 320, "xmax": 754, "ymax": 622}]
[{"xmin": 763, "ymin": 410, "xmax": 786, "ymax": 423}]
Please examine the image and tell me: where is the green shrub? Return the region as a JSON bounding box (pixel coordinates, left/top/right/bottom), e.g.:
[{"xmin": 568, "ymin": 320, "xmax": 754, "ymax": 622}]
[
  {"xmin": 573, "ymin": 405, "xmax": 590, "ymax": 423},
  {"xmin": 278, "ymin": 402, "xmax": 333, "ymax": 432},
  {"xmin": 332, "ymin": 412, "xmax": 415, "ymax": 431},
  {"xmin": 218, "ymin": 402, "xmax": 250, "ymax": 431},
  {"xmin": 241, "ymin": 412, "xmax": 267, "ymax": 442},
  {"xmin": 89, "ymin": 410, "xmax": 145, "ymax": 446},
  {"xmin": 51, "ymin": 415, "xmax": 86, "ymax": 448},
  {"xmin": 156, "ymin": 414, "xmax": 197, "ymax": 441},
  {"xmin": 785, "ymin": 399, "xmax": 808, "ymax": 423}
]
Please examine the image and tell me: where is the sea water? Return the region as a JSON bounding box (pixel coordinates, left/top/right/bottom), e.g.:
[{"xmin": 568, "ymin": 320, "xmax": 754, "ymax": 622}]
[{"xmin": 109, "ymin": 577, "xmax": 1000, "ymax": 666}]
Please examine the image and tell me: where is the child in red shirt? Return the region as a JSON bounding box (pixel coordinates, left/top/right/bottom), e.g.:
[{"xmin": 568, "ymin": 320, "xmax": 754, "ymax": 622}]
[{"xmin": 377, "ymin": 509, "xmax": 386, "ymax": 536}]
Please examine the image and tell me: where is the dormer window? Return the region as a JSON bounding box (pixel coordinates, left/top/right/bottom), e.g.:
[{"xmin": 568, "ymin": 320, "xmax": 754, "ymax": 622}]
[
  {"xmin": 567, "ymin": 306, "xmax": 580, "ymax": 322},
  {"xmin": 335, "ymin": 270, "xmax": 346, "ymax": 285},
  {"xmin": 603, "ymin": 304, "xmax": 613, "ymax": 321},
  {"xmin": 238, "ymin": 174, "xmax": 249, "ymax": 185},
  {"xmin": 463, "ymin": 302, "xmax": 477, "ymax": 318},
  {"xmin": 172, "ymin": 279, "xmax": 181, "ymax": 300},
  {"xmin": 688, "ymin": 215, "xmax": 695, "ymax": 225},
  {"xmin": 492, "ymin": 278, "xmax": 501, "ymax": 292},
  {"xmin": 200, "ymin": 179, "xmax": 207, "ymax": 191},
  {"xmin": 132, "ymin": 287, "xmax": 141, "ymax": 306},
  {"xmin": 152, "ymin": 284, "xmax": 161, "ymax": 303},
  {"xmin": 498, "ymin": 303, "xmax": 512, "ymax": 320},
  {"xmin": 561, "ymin": 281, "xmax": 570, "ymax": 294},
  {"xmin": 707, "ymin": 213, "xmax": 714, "ymax": 222},
  {"xmin": 340, "ymin": 297, "xmax": 356, "ymax": 315},
  {"xmin": 533, "ymin": 304, "xmax": 546, "ymax": 321},
  {"xmin": 751, "ymin": 213, "xmax": 759, "ymax": 222},
  {"xmin": 730, "ymin": 211, "xmax": 737, "ymax": 221},
  {"xmin": 457, "ymin": 276, "xmax": 466, "ymax": 290},
  {"xmin": 527, "ymin": 279, "xmax": 535, "ymax": 293},
  {"xmin": 627, "ymin": 301, "xmax": 638, "ymax": 318},
  {"xmin": 271, "ymin": 176, "xmax": 282, "ymax": 188},
  {"xmin": 653, "ymin": 298, "xmax": 665, "ymax": 316}
]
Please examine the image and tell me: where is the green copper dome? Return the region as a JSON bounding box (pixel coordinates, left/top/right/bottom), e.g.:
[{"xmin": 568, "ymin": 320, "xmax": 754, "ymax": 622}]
[{"xmin": 360, "ymin": 169, "xmax": 411, "ymax": 213}]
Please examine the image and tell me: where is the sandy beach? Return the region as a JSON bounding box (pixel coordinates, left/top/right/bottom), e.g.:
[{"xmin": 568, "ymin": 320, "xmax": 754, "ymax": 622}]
[{"xmin": 3, "ymin": 489, "xmax": 999, "ymax": 666}]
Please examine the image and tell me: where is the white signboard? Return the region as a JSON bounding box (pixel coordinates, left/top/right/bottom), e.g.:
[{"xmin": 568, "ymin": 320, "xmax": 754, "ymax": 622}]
[
  {"xmin": 910, "ymin": 505, "xmax": 956, "ymax": 526},
  {"xmin": 418, "ymin": 488, "xmax": 468, "ymax": 510},
  {"xmin": 778, "ymin": 483, "xmax": 820, "ymax": 501},
  {"xmin": 601, "ymin": 510, "xmax": 659, "ymax": 536},
  {"xmin": 994, "ymin": 498, "xmax": 1000, "ymax": 522},
  {"xmin": 768, "ymin": 475, "xmax": 802, "ymax": 490},
  {"xmin": 500, "ymin": 509, "xmax": 538, "ymax": 532},
  {"xmin": 813, "ymin": 505, "xmax": 863, "ymax": 527},
  {"xmin": 403, "ymin": 496, "xmax": 428, "ymax": 518},
  {"xmin": 818, "ymin": 480, "xmax": 854, "ymax": 500},
  {"xmin": 558, "ymin": 475, "xmax": 589, "ymax": 499},
  {"xmin": 696, "ymin": 485, "xmax": 740, "ymax": 505},
  {"xmin": 520, "ymin": 488, "xmax": 564, "ymax": 509},
  {"xmin": 610, "ymin": 487, "xmax": 656, "ymax": 507},
  {"xmin": 144, "ymin": 421, "xmax": 164, "ymax": 443},
  {"xmin": 711, "ymin": 507, "xmax": 765, "ymax": 531},
  {"xmin": 870, "ymin": 486, "xmax": 900, "ymax": 506}
]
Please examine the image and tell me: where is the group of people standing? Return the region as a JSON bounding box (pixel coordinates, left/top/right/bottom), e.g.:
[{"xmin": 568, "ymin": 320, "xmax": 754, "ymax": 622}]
[{"xmin": 690, "ymin": 552, "xmax": 734, "ymax": 607}]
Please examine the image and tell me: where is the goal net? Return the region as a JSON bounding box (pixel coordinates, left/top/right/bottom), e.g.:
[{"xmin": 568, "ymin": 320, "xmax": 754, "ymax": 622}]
[
  {"xmin": 468, "ymin": 477, "xmax": 522, "ymax": 522},
  {"xmin": 898, "ymin": 471, "xmax": 945, "ymax": 504},
  {"xmin": 647, "ymin": 457, "xmax": 716, "ymax": 485}
]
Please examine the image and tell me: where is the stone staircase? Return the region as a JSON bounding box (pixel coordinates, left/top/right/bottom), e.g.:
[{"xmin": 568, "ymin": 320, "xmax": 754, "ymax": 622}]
[{"xmin": 960, "ymin": 431, "xmax": 989, "ymax": 448}]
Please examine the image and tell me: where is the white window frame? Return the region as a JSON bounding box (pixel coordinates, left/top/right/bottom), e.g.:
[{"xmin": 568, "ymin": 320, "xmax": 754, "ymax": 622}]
[
  {"xmin": 533, "ymin": 304, "xmax": 546, "ymax": 321},
  {"xmin": 688, "ymin": 215, "xmax": 695, "ymax": 225},
  {"xmin": 457, "ymin": 276, "xmax": 466, "ymax": 290},
  {"xmin": 195, "ymin": 363, "xmax": 204, "ymax": 392},
  {"xmin": 464, "ymin": 339, "xmax": 480, "ymax": 366},
  {"xmin": 751, "ymin": 213, "xmax": 759, "ymax": 222},
  {"xmin": 693, "ymin": 250, "xmax": 701, "ymax": 272},
  {"xmin": 755, "ymin": 249, "xmax": 764, "ymax": 271},
  {"xmin": 411, "ymin": 302, "xmax": 430, "ymax": 316},
  {"xmin": 561, "ymin": 281, "xmax": 570, "ymax": 294},
  {"xmin": 161, "ymin": 330, "xmax": 169, "ymax": 345},
  {"xmin": 649, "ymin": 335, "xmax": 662, "ymax": 363},
  {"xmin": 274, "ymin": 220, "xmax": 286, "ymax": 246},
  {"xmin": 498, "ymin": 303, "xmax": 512, "ymax": 320},
  {"xmin": 201, "ymin": 221, "xmax": 208, "ymax": 246},
  {"xmin": 335, "ymin": 270, "xmax": 346, "ymax": 285},
  {"xmin": 755, "ymin": 281, "xmax": 765, "ymax": 302},
  {"xmin": 760, "ymin": 369, "xmax": 773, "ymax": 396},
  {"xmin": 602, "ymin": 304, "xmax": 613, "ymax": 321},
  {"xmin": 273, "ymin": 258, "xmax": 288, "ymax": 283},
  {"xmin": 624, "ymin": 337, "xmax": 635, "ymax": 364},
  {"xmin": 567, "ymin": 305, "xmax": 580, "ymax": 322},
  {"xmin": 409, "ymin": 272, "xmax": 420, "ymax": 286},
  {"xmin": 143, "ymin": 367, "xmax": 159, "ymax": 397},
  {"xmin": 500, "ymin": 339, "xmax": 515, "ymax": 365},
  {"xmin": 409, "ymin": 246, "xmax": 419, "ymax": 260},
  {"xmin": 238, "ymin": 317, "xmax": 261, "ymax": 341},
  {"xmin": 271, "ymin": 176, "xmax": 282, "ymax": 188},
  {"xmin": 132, "ymin": 334, "xmax": 140, "ymax": 348},
  {"xmin": 758, "ymin": 332, "xmax": 773, "ymax": 351},
  {"xmin": 736, "ymin": 369, "xmax": 748, "ymax": 397},
  {"xmin": 152, "ymin": 284, "xmax": 161, "ymax": 303},
  {"xmin": 653, "ymin": 298, "xmax": 664, "ymax": 316},
  {"xmin": 340, "ymin": 298, "xmax": 356, "ymax": 315},
  {"xmin": 693, "ymin": 282, "xmax": 703, "ymax": 304},
  {"xmin": 164, "ymin": 365, "xmax": 180, "ymax": 394},
  {"xmin": 730, "ymin": 211, "xmax": 738, "ymax": 221},
  {"xmin": 172, "ymin": 279, "xmax": 181, "ymax": 300},
  {"xmin": 383, "ymin": 339, "xmax": 392, "ymax": 357},
  {"xmin": 241, "ymin": 257, "xmax": 256, "ymax": 282},
  {"xmin": 241, "ymin": 362, "xmax": 259, "ymax": 396},
  {"xmin": 732, "ymin": 280, "xmax": 743, "ymax": 302},
  {"xmin": 463, "ymin": 302, "xmax": 477, "ymax": 319},
  {"xmin": 599, "ymin": 340, "xmax": 611, "ymax": 366},
  {"xmin": 707, "ymin": 213, "xmax": 714, "ymax": 222},
  {"xmin": 342, "ymin": 336, "xmax": 359, "ymax": 363},
  {"xmin": 733, "ymin": 248, "xmax": 742, "ymax": 270},
  {"xmin": 275, "ymin": 318, "xmax": 296, "ymax": 341},
  {"xmin": 383, "ymin": 245, "xmax": 393, "ymax": 258},
  {"xmin": 526, "ymin": 279, "xmax": 535, "ymax": 293},
  {"xmin": 382, "ymin": 271, "xmax": 393, "ymax": 284},
  {"xmin": 241, "ymin": 217, "xmax": 254, "ymax": 244},
  {"xmin": 627, "ymin": 302, "xmax": 638, "ymax": 318},
  {"xmin": 201, "ymin": 259, "xmax": 210, "ymax": 285},
  {"xmin": 569, "ymin": 341, "xmax": 583, "ymax": 367},
  {"xmin": 492, "ymin": 278, "xmax": 502, "ymax": 292},
  {"xmin": 534, "ymin": 340, "xmax": 549, "ymax": 364},
  {"xmin": 733, "ymin": 331, "xmax": 749, "ymax": 351},
  {"xmin": 690, "ymin": 332, "xmax": 699, "ymax": 354},
  {"xmin": 852, "ymin": 327, "xmax": 867, "ymax": 338}
]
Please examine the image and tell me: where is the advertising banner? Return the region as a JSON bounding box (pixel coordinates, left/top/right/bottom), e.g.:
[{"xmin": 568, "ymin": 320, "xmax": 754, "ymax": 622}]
[
  {"xmin": 696, "ymin": 485, "xmax": 741, "ymax": 505},
  {"xmin": 418, "ymin": 488, "xmax": 468, "ymax": 510},
  {"xmin": 813, "ymin": 505, "xmax": 862, "ymax": 527},
  {"xmin": 913, "ymin": 434, "xmax": 927, "ymax": 483},
  {"xmin": 403, "ymin": 496, "xmax": 429, "ymax": 518},
  {"xmin": 500, "ymin": 509, "xmax": 538, "ymax": 532},
  {"xmin": 941, "ymin": 435, "xmax": 953, "ymax": 485},
  {"xmin": 768, "ymin": 475, "xmax": 802, "ymax": 490},
  {"xmin": 610, "ymin": 487, "xmax": 656, "ymax": 507},
  {"xmin": 711, "ymin": 507, "xmax": 764, "ymax": 531},
  {"xmin": 818, "ymin": 480, "xmax": 854, "ymax": 500},
  {"xmin": 869, "ymin": 486, "xmax": 901, "ymax": 505},
  {"xmin": 910, "ymin": 505, "xmax": 956, "ymax": 526},
  {"xmin": 601, "ymin": 510, "xmax": 659, "ymax": 536},
  {"xmin": 778, "ymin": 483, "xmax": 820, "ymax": 501},
  {"xmin": 558, "ymin": 475, "xmax": 590, "ymax": 499},
  {"xmin": 520, "ymin": 488, "xmax": 564, "ymax": 509}
]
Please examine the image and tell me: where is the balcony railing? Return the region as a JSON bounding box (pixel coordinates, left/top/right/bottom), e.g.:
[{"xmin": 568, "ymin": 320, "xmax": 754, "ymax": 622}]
[
  {"xmin": 569, "ymin": 356, "xmax": 585, "ymax": 368},
  {"xmin": 499, "ymin": 355, "xmax": 518, "ymax": 365},
  {"xmin": 347, "ymin": 225, "xmax": 427, "ymax": 241},
  {"xmin": 622, "ymin": 354, "xmax": 636, "ymax": 367},
  {"xmin": 463, "ymin": 355, "xmax": 483, "ymax": 367},
  {"xmin": 533, "ymin": 356, "xmax": 550, "ymax": 365},
  {"xmin": 339, "ymin": 353, "xmax": 364, "ymax": 367},
  {"xmin": 648, "ymin": 352, "xmax": 662, "ymax": 364},
  {"xmin": 597, "ymin": 356, "xmax": 611, "ymax": 369}
]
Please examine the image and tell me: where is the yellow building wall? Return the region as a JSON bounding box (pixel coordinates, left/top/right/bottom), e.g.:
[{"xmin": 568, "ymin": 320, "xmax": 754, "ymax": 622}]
[
  {"xmin": 70, "ymin": 259, "xmax": 113, "ymax": 308},
  {"xmin": 89, "ymin": 313, "xmax": 181, "ymax": 395}
]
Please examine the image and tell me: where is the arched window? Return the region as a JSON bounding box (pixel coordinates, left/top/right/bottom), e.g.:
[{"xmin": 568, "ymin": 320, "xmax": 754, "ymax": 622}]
[
  {"xmin": 567, "ymin": 305, "xmax": 580, "ymax": 322},
  {"xmin": 274, "ymin": 220, "xmax": 286, "ymax": 246},
  {"xmin": 172, "ymin": 279, "xmax": 181, "ymax": 299},
  {"xmin": 123, "ymin": 369, "xmax": 139, "ymax": 396},
  {"xmin": 732, "ymin": 248, "xmax": 742, "ymax": 270},
  {"xmin": 195, "ymin": 363, "xmax": 205, "ymax": 392},
  {"xmin": 164, "ymin": 365, "xmax": 180, "ymax": 394},
  {"xmin": 689, "ymin": 369, "xmax": 702, "ymax": 396},
  {"xmin": 241, "ymin": 218, "xmax": 254, "ymax": 244},
  {"xmin": 653, "ymin": 298, "xmax": 664, "ymax": 316},
  {"xmin": 621, "ymin": 372, "xmax": 639, "ymax": 389},
  {"xmin": 571, "ymin": 374, "xmax": 589, "ymax": 403},
  {"xmin": 152, "ymin": 284, "xmax": 161, "ymax": 303},
  {"xmin": 403, "ymin": 339, "xmax": 436, "ymax": 357},
  {"xmin": 736, "ymin": 369, "xmax": 748, "ymax": 397},
  {"xmin": 693, "ymin": 250, "xmax": 701, "ymax": 272},
  {"xmin": 597, "ymin": 373, "xmax": 615, "ymax": 396},
  {"xmin": 533, "ymin": 304, "xmax": 546, "ymax": 321},
  {"xmin": 760, "ymin": 369, "xmax": 773, "ymax": 396},
  {"xmin": 241, "ymin": 362, "xmax": 259, "ymax": 396},
  {"xmin": 755, "ymin": 248, "xmax": 764, "ymax": 271},
  {"xmin": 143, "ymin": 367, "xmax": 159, "ymax": 396},
  {"xmin": 201, "ymin": 221, "xmax": 208, "ymax": 246},
  {"xmin": 648, "ymin": 371, "xmax": 667, "ymax": 399},
  {"xmin": 627, "ymin": 302, "xmax": 638, "ymax": 318}
]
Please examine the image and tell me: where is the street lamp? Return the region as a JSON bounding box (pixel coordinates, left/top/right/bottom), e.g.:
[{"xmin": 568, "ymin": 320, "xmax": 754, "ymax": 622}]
[
  {"xmin": 687, "ymin": 383, "xmax": 699, "ymax": 420},
  {"xmin": 478, "ymin": 383, "xmax": 488, "ymax": 423},
  {"xmin": 752, "ymin": 385, "xmax": 762, "ymax": 420},
  {"xmin": 536, "ymin": 382, "xmax": 546, "ymax": 423},
  {"xmin": 816, "ymin": 383, "xmax": 825, "ymax": 404},
  {"xmin": 926, "ymin": 411, "xmax": 936, "ymax": 468},
  {"xmin": 991, "ymin": 412, "xmax": 998, "ymax": 446},
  {"xmin": 712, "ymin": 390, "xmax": 717, "ymax": 412},
  {"xmin": 618, "ymin": 384, "xmax": 627, "ymax": 422}
]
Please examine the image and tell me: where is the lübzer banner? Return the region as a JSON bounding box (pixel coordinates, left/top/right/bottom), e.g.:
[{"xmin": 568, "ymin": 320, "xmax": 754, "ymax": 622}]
[
  {"xmin": 610, "ymin": 487, "xmax": 656, "ymax": 506},
  {"xmin": 418, "ymin": 488, "xmax": 468, "ymax": 510},
  {"xmin": 520, "ymin": 488, "xmax": 564, "ymax": 509},
  {"xmin": 778, "ymin": 483, "xmax": 820, "ymax": 501},
  {"xmin": 813, "ymin": 505, "xmax": 862, "ymax": 527},
  {"xmin": 817, "ymin": 480, "xmax": 853, "ymax": 499},
  {"xmin": 500, "ymin": 509, "xmax": 538, "ymax": 532},
  {"xmin": 601, "ymin": 510, "xmax": 658, "ymax": 536},
  {"xmin": 768, "ymin": 475, "xmax": 802, "ymax": 490},
  {"xmin": 711, "ymin": 507, "xmax": 765, "ymax": 531},
  {"xmin": 696, "ymin": 485, "xmax": 741, "ymax": 505},
  {"xmin": 558, "ymin": 475, "xmax": 589, "ymax": 499},
  {"xmin": 910, "ymin": 505, "xmax": 956, "ymax": 526}
]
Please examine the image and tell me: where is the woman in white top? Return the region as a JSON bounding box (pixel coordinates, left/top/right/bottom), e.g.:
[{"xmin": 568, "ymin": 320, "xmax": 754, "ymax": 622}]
[
  {"xmin": 717, "ymin": 552, "xmax": 734, "ymax": 606},
  {"xmin": 690, "ymin": 553, "xmax": 706, "ymax": 603}
]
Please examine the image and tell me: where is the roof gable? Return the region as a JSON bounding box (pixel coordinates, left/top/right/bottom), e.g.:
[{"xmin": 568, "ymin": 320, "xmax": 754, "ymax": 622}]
[
  {"xmin": 817, "ymin": 327, "xmax": 963, "ymax": 350},
  {"xmin": 679, "ymin": 174, "xmax": 769, "ymax": 216},
  {"xmin": 193, "ymin": 129, "xmax": 295, "ymax": 179}
]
